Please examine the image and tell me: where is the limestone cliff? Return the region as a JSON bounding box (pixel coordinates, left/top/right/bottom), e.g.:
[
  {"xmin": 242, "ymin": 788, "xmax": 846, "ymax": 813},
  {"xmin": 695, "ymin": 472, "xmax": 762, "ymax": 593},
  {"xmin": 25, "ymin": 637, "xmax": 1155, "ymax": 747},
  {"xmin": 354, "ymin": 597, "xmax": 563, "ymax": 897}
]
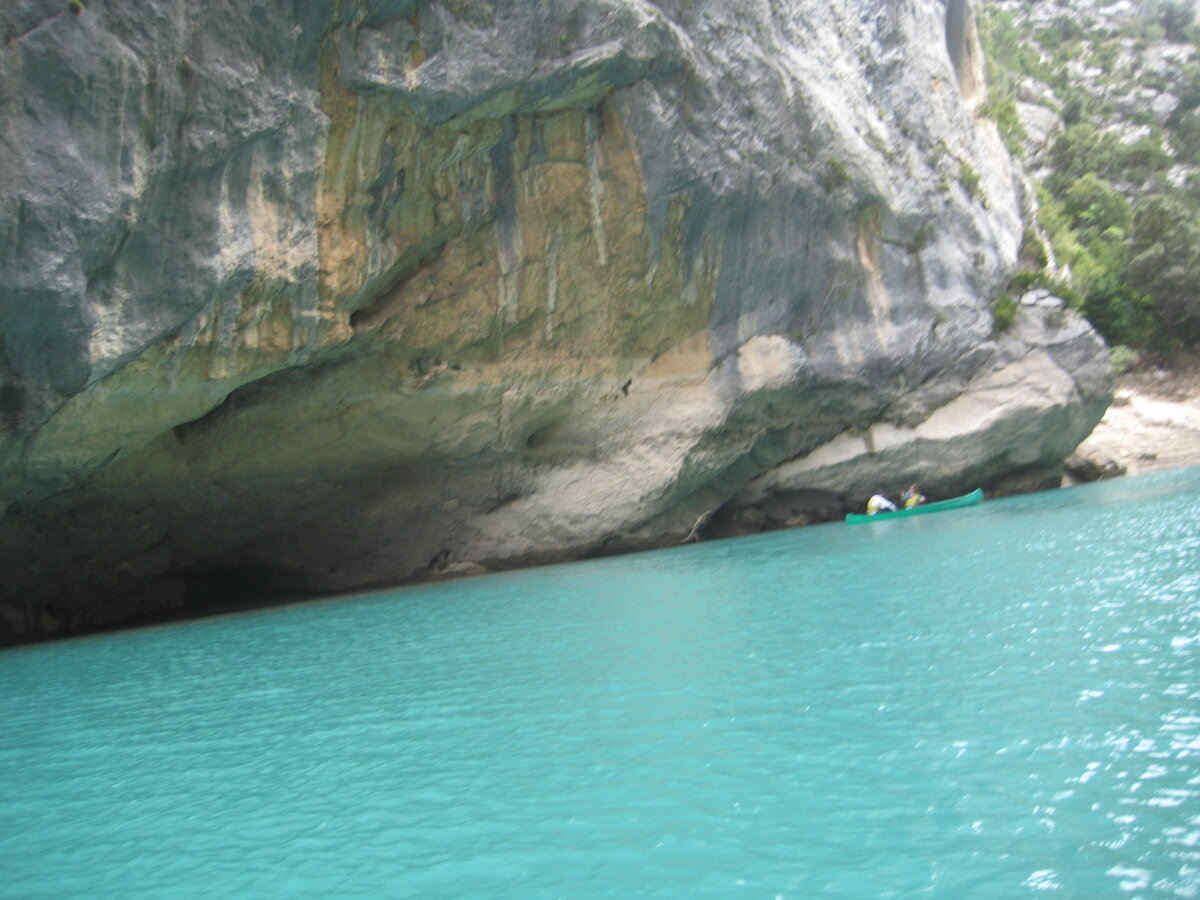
[{"xmin": 0, "ymin": 0, "xmax": 1109, "ymax": 642}]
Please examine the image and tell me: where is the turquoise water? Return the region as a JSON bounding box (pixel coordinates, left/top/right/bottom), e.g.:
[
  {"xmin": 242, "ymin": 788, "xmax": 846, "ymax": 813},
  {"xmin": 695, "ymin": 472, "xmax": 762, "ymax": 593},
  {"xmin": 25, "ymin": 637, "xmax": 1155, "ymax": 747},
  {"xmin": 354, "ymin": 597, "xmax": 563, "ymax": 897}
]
[{"xmin": 2, "ymin": 470, "xmax": 1198, "ymax": 898}]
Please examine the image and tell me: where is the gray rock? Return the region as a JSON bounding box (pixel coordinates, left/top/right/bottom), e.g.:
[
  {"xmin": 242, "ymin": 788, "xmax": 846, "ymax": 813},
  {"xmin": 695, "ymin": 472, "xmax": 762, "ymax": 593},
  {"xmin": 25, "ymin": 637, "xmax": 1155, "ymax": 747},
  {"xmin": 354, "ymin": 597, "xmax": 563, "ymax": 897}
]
[
  {"xmin": 724, "ymin": 303, "xmax": 1109, "ymax": 514},
  {"xmin": 1016, "ymin": 101, "xmax": 1062, "ymax": 149},
  {"xmin": 0, "ymin": 0, "xmax": 1109, "ymax": 642},
  {"xmin": 1065, "ymin": 451, "xmax": 1126, "ymax": 483}
]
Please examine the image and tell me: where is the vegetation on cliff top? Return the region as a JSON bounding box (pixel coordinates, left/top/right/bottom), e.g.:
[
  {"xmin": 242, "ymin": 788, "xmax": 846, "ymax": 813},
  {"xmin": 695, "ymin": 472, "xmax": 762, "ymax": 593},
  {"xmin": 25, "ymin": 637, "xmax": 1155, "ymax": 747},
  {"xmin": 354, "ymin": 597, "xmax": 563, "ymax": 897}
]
[{"xmin": 980, "ymin": 0, "xmax": 1200, "ymax": 357}]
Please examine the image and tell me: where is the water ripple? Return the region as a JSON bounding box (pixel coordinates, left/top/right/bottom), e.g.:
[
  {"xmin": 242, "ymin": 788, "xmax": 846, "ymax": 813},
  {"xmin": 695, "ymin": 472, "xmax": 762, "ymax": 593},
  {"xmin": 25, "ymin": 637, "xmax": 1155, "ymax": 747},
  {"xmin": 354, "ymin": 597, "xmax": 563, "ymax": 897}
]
[{"xmin": 2, "ymin": 468, "xmax": 1200, "ymax": 897}]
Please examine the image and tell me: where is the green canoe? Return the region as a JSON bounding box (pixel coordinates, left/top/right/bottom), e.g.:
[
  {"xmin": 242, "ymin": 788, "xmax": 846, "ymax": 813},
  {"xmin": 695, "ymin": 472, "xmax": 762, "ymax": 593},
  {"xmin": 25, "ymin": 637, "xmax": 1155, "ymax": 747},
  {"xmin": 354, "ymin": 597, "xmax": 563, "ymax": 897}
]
[{"xmin": 845, "ymin": 488, "xmax": 984, "ymax": 524}]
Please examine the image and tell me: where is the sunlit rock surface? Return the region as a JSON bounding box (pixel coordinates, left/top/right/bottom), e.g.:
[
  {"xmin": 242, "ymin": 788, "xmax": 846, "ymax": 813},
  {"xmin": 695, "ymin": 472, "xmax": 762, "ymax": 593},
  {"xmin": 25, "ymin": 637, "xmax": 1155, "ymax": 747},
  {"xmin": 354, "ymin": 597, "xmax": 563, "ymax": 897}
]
[{"xmin": 0, "ymin": 0, "xmax": 1108, "ymax": 641}]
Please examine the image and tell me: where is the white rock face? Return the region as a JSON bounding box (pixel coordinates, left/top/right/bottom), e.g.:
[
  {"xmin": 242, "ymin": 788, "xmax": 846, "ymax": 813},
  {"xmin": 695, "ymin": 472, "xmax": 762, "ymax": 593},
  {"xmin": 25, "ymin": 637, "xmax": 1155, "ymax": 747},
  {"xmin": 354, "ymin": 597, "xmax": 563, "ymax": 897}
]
[{"xmin": 726, "ymin": 301, "xmax": 1108, "ymax": 513}]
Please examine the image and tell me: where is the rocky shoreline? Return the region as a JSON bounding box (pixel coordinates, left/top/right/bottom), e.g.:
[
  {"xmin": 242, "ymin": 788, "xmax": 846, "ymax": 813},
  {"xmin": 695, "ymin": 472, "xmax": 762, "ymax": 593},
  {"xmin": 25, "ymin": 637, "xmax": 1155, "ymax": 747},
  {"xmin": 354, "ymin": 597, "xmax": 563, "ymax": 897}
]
[{"xmin": 1069, "ymin": 354, "xmax": 1200, "ymax": 482}]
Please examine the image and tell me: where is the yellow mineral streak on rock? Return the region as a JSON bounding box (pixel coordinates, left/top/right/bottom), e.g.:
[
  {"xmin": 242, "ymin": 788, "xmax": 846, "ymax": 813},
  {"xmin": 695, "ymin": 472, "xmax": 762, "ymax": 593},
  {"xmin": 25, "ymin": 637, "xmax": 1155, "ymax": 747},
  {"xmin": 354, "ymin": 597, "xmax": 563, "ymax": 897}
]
[
  {"xmin": 946, "ymin": 0, "xmax": 985, "ymax": 105},
  {"xmin": 314, "ymin": 71, "xmax": 717, "ymax": 382},
  {"xmin": 637, "ymin": 331, "xmax": 713, "ymax": 385}
]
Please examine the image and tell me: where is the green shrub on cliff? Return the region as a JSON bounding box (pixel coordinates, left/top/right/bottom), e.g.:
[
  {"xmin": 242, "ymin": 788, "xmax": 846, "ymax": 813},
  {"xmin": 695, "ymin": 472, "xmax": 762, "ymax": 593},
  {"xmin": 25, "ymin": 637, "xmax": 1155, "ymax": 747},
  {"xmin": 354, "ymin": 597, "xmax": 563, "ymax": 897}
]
[
  {"xmin": 979, "ymin": 0, "xmax": 1200, "ymax": 356},
  {"xmin": 1045, "ymin": 125, "xmax": 1170, "ymax": 191},
  {"xmin": 821, "ymin": 159, "xmax": 850, "ymax": 192},
  {"xmin": 1125, "ymin": 192, "xmax": 1200, "ymax": 343},
  {"xmin": 980, "ymin": 95, "xmax": 1026, "ymax": 156},
  {"xmin": 990, "ymin": 292, "xmax": 1018, "ymax": 335},
  {"xmin": 1036, "ymin": 15, "xmax": 1088, "ymax": 52},
  {"xmin": 1060, "ymin": 173, "xmax": 1130, "ymax": 240},
  {"xmin": 1158, "ymin": 1, "xmax": 1197, "ymax": 42},
  {"xmin": 1109, "ymin": 344, "xmax": 1141, "ymax": 374},
  {"xmin": 959, "ymin": 162, "xmax": 982, "ymax": 199}
]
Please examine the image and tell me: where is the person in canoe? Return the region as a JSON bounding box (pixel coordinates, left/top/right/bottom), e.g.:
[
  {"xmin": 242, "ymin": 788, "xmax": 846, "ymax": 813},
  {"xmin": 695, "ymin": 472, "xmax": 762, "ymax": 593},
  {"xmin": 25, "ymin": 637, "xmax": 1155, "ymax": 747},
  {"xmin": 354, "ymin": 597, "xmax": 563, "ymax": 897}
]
[
  {"xmin": 902, "ymin": 484, "xmax": 926, "ymax": 509},
  {"xmin": 866, "ymin": 493, "xmax": 898, "ymax": 515}
]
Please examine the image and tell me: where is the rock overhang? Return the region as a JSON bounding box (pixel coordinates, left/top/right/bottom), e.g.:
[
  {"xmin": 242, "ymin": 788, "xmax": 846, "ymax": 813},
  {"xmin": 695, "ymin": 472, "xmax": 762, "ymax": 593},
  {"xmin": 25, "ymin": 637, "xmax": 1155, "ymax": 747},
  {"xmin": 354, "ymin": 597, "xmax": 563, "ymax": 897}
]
[{"xmin": 0, "ymin": 0, "xmax": 1111, "ymax": 642}]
